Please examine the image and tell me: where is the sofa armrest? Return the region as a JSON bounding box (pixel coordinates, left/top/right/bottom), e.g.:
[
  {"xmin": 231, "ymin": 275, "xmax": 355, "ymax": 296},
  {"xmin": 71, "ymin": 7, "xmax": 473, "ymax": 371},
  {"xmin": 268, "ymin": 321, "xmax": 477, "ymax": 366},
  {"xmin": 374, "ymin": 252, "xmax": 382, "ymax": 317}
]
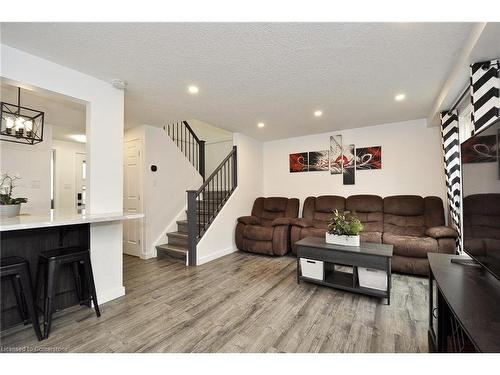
[
  {"xmin": 426, "ymin": 226, "xmax": 459, "ymax": 239},
  {"xmin": 271, "ymin": 217, "xmax": 293, "ymax": 226},
  {"xmin": 290, "ymin": 218, "xmax": 314, "ymax": 228},
  {"xmin": 237, "ymin": 216, "xmax": 261, "ymax": 225}
]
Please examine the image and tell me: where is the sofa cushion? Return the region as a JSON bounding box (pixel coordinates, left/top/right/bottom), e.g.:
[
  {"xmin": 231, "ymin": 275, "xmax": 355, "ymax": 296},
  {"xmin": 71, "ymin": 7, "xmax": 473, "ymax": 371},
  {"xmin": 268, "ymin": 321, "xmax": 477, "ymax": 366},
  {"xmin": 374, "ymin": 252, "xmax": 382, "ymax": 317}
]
[
  {"xmin": 354, "ymin": 212, "xmax": 384, "ymax": 232},
  {"xmin": 426, "ymin": 226, "xmax": 458, "ymax": 239},
  {"xmin": 300, "ymin": 226, "xmax": 327, "ymax": 239},
  {"xmin": 360, "ymin": 231, "xmax": 382, "ymax": 243},
  {"xmin": 384, "ymin": 195, "xmax": 425, "ymax": 216},
  {"xmin": 424, "ymin": 196, "xmax": 445, "ymax": 228},
  {"xmin": 237, "ymin": 216, "xmax": 261, "ymax": 225},
  {"xmin": 383, "ymin": 233, "xmax": 438, "ymax": 258},
  {"xmin": 346, "ymin": 195, "xmax": 383, "ymax": 213},
  {"xmin": 242, "ymin": 239, "xmax": 274, "ymax": 255},
  {"xmin": 312, "ymin": 211, "xmax": 332, "ymax": 224},
  {"xmin": 244, "ymin": 225, "xmax": 274, "ymax": 241},
  {"xmin": 260, "ymin": 210, "xmax": 285, "ymax": 226},
  {"xmin": 384, "ymin": 213, "xmax": 426, "ymax": 237},
  {"xmin": 315, "ymin": 195, "xmax": 345, "ymax": 213},
  {"xmin": 346, "ymin": 195, "xmax": 383, "ymax": 233},
  {"xmin": 263, "ymin": 197, "xmax": 289, "ymax": 212},
  {"xmin": 392, "ymin": 255, "xmax": 430, "ymax": 276}
]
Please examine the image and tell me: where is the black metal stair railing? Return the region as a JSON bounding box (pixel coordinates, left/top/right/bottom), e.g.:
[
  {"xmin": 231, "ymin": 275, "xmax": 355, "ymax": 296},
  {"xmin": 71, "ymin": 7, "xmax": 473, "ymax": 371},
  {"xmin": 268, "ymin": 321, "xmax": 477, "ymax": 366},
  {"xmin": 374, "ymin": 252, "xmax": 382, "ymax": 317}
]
[
  {"xmin": 164, "ymin": 120, "xmax": 205, "ymax": 180},
  {"xmin": 186, "ymin": 146, "xmax": 237, "ymax": 266}
]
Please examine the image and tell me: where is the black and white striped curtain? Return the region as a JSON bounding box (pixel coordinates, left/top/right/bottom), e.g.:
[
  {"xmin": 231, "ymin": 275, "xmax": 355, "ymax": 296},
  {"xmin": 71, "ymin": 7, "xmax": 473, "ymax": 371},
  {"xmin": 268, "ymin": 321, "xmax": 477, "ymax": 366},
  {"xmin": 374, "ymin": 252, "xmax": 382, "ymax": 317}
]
[
  {"xmin": 471, "ymin": 59, "xmax": 499, "ymax": 135},
  {"xmin": 440, "ymin": 111, "xmax": 461, "ymax": 249}
]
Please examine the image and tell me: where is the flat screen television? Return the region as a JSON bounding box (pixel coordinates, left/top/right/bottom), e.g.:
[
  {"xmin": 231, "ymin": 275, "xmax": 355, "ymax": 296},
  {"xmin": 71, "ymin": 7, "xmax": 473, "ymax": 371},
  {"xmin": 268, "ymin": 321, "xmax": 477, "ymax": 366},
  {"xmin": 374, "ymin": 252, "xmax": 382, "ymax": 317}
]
[{"xmin": 461, "ymin": 118, "xmax": 500, "ymax": 280}]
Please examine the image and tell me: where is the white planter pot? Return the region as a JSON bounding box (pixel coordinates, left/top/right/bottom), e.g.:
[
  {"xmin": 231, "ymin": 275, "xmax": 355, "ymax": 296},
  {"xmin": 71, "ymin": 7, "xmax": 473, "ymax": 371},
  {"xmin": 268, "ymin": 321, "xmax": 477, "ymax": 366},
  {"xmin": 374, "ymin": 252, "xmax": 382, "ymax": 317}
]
[
  {"xmin": 325, "ymin": 233, "xmax": 360, "ymax": 247},
  {"xmin": 0, "ymin": 204, "xmax": 21, "ymax": 218}
]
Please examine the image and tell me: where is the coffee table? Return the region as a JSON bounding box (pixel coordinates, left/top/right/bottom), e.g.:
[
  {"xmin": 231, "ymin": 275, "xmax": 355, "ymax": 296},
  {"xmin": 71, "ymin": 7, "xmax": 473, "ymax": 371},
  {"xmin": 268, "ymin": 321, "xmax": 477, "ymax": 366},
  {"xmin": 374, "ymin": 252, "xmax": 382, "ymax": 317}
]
[{"xmin": 295, "ymin": 236, "xmax": 394, "ymax": 304}]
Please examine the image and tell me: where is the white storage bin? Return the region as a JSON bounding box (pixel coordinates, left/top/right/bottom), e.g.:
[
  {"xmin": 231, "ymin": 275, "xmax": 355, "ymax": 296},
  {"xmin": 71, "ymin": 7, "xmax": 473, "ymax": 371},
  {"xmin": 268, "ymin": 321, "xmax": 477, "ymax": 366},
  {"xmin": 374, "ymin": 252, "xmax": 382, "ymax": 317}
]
[
  {"xmin": 358, "ymin": 267, "xmax": 387, "ymax": 291},
  {"xmin": 300, "ymin": 258, "xmax": 324, "ymax": 280}
]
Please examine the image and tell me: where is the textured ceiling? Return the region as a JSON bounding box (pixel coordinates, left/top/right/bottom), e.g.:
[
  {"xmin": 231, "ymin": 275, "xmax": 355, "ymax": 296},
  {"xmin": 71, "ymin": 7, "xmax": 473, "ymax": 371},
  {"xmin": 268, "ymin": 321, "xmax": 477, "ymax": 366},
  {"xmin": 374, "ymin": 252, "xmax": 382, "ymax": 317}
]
[{"xmin": 0, "ymin": 23, "xmax": 477, "ymax": 141}]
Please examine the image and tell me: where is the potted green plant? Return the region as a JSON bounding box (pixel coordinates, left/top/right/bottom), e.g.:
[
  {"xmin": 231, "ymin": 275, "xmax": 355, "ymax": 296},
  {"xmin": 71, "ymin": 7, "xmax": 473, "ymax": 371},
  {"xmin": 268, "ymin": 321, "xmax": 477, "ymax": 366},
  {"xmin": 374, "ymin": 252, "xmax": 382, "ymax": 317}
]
[
  {"xmin": 0, "ymin": 173, "xmax": 28, "ymax": 218},
  {"xmin": 326, "ymin": 209, "xmax": 363, "ymax": 246}
]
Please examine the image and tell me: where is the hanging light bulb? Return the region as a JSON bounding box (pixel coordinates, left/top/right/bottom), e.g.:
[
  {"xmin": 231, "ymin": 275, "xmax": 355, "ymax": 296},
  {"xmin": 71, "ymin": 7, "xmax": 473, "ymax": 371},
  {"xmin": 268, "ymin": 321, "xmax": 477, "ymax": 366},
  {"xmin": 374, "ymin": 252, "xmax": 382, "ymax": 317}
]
[
  {"xmin": 5, "ymin": 117, "xmax": 14, "ymax": 135},
  {"xmin": 25, "ymin": 120, "xmax": 33, "ymax": 137},
  {"xmin": 15, "ymin": 117, "xmax": 25, "ymax": 137}
]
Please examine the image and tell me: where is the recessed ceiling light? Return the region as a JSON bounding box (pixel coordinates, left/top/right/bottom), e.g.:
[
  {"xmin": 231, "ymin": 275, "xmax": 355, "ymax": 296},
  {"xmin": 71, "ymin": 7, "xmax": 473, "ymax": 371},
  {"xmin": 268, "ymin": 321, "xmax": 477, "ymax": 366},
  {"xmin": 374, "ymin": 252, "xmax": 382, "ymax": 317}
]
[
  {"xmin": 395, "ymin": 94, "xmax": 406, "ymax": 101},
  {"xmin": 257, "ymin": 122, "xmax": 265, "ymax": 128},
  {"xmin": 188, "ymin": 86, "xmax": 199, "ymax": 94},
  {"xmin": 314, "ymin": 110, "xmax": 323, "ymax": 117}
]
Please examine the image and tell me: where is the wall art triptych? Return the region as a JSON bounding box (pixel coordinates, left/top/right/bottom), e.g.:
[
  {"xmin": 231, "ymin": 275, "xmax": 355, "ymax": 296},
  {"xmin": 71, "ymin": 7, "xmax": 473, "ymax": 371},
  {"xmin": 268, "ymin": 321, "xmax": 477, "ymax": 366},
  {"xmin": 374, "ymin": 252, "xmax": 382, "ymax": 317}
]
[{"xmin": 289, "ymin": 134, "xmax": 382, "ymax": 185}]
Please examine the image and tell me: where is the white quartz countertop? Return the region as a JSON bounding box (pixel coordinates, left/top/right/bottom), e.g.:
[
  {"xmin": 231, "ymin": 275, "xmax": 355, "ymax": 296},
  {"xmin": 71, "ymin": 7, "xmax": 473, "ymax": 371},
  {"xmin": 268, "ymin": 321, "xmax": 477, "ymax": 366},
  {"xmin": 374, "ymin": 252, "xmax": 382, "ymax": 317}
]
[{"xmin": 0, "ymin": 210, "xmax": 144, "ymax": 231}]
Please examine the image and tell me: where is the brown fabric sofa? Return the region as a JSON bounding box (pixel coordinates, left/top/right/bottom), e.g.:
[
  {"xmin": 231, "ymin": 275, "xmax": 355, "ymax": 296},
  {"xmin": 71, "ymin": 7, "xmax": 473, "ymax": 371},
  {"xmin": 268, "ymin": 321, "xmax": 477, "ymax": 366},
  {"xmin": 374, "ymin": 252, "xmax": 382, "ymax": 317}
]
[
  {"xmin": 463, "ymin": 194, "xmax": 500, "ymax": 257},
  {"xmin": 291, "ymin": 194, "xmax": 458, "ymax": 275},
  {"xmin": 236, "ymin": 197, "xmax": 299, "ymax": 256}
]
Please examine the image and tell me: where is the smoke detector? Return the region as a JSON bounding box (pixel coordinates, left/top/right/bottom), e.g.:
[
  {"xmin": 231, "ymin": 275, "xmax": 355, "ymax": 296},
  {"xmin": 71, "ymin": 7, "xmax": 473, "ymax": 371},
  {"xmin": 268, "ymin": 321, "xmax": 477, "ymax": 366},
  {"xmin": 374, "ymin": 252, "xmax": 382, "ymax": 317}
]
[{"xmin": 111, "ymin": 79, "xmax": 127, "ymax": 90}]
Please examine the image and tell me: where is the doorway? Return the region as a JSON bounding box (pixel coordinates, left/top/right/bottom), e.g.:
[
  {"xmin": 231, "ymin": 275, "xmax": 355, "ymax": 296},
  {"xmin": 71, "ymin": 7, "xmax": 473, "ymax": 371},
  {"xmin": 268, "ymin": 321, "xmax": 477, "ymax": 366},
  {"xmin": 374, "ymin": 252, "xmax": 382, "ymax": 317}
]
[{"xmin": 123, "ymin": 138, "xmax": 144, "ymax": 257}]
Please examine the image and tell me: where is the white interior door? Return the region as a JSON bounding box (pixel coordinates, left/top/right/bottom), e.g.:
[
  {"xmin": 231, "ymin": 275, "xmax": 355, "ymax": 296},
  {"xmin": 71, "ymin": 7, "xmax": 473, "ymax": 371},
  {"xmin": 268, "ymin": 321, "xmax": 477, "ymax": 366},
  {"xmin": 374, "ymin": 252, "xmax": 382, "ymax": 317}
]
[
  {"xmin": 123, "ymin": 139, "xmax": 143, "ymax": 257},
  {"xmin": 75, "ymin": 152, "xmax": 87, "ymax": 211}
]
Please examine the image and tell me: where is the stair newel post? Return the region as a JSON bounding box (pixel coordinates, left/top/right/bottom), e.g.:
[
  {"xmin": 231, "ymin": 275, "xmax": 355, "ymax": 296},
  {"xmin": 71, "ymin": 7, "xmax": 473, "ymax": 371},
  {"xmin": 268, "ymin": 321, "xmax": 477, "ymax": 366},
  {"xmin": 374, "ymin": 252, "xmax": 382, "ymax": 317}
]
[
  {"xmin": 186, "ymin": 190, "xmax": 198, "ymax": 266},
  {"xmin": 199, "ymin": 140, "xmax": 206, "ymax": 181},
  {"xmin": 232, "ymin": 146, "xmax": 238, "ymax": 189}
]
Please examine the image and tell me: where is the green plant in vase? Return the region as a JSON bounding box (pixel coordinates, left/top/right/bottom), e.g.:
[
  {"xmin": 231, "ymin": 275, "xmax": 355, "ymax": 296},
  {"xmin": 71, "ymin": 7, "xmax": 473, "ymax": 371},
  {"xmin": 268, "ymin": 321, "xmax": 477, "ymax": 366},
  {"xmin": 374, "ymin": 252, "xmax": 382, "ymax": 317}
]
[
  {"xmin": 326, "ymin": 209, "xmax": 363, "ymax": 246},
  {"xmin": 0, "ymin": 173, "xmax": 28, "ymax": 218}
]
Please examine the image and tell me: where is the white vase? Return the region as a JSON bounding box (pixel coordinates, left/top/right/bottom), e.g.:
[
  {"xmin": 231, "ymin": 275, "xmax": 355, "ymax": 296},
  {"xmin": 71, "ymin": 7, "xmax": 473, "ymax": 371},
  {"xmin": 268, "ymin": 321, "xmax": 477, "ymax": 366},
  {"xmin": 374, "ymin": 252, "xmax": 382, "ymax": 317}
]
[
  {"xmin": 325, "ymin": 233, "xmax": 360, "ymax": 247},
  {"xmin": 0, "ymin": 204, "xmax": 21, "ymax": 218}
]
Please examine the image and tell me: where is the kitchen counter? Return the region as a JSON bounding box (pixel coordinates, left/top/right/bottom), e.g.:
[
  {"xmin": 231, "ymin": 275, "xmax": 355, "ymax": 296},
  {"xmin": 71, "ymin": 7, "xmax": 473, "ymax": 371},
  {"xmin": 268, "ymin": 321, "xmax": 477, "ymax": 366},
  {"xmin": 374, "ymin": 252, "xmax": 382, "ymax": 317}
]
[
  {"xmin": 0, "ymin": 210, "xmax": 144, "ymax": 231},
  {"xmin": 0, "ymin": 210, "xmax": 144, "ymax": 331}
]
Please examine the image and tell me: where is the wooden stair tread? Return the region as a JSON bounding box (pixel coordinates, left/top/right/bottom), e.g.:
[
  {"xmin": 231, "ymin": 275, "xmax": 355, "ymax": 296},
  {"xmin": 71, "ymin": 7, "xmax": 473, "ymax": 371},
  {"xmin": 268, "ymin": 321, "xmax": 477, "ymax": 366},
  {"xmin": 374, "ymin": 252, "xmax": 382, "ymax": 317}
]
[
  {"xmin": 166, "ymin": 231, "xmax": 188, "ymax": 239},
  {"xmin": 156, "ymin": 243, "xmax": 188, "ymax": 254}
]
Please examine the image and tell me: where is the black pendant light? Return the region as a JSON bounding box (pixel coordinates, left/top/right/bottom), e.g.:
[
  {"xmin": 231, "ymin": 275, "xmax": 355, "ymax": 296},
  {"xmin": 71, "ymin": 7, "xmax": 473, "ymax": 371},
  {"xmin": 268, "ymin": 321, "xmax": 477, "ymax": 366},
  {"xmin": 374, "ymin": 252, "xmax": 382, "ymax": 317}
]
[{"xmin": 1, "ymin": 87, "xmax": 45, "ymax": 145}]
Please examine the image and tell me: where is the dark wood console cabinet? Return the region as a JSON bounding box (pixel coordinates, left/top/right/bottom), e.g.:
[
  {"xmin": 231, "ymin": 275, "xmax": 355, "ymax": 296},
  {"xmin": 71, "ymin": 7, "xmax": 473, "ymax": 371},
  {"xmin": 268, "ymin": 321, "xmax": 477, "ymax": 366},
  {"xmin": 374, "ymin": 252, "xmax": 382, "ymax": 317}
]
[{"xmin": 428, "ymin": 253, "xmax": 500, "ymax": 352}]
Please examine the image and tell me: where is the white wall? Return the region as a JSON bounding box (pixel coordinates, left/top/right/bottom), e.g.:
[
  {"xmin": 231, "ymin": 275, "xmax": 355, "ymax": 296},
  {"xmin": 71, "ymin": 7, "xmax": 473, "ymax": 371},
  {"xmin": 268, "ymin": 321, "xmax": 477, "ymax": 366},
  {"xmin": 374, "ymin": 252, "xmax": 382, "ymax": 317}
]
[
  {"xmin": 196, "ymin": 133, "xmax": 263, "ymax": 264},
  {"xmin": 205, "ymin": 138, "xmax": 233, "ymax": 176},
  {"xmin": 263, "ymin": 119, "xmax": 447, "ymax": 214},
  {"xmin": 52, "ymin": 139, "xmax": 86, "ymax": 211},
  {"xmin": 0, "ymin": 125, "xmax": 52, "ymax": 213},
  {"xmin": 2, "ymin": 45, "xmax": 125, "ymax": 304},
  {"xmin": 125, "ymin": 124, "xmax": 202, "ymax": 258}
]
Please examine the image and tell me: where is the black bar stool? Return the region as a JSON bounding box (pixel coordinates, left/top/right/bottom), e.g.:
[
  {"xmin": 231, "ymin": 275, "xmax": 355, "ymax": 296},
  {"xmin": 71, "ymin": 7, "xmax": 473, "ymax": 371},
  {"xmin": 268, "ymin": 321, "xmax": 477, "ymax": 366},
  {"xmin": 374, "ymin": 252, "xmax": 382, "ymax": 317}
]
[
  {"xmin": 36, "ymin": 247, "xmax": 100, "ymax": 339},
  {"xmin": 0, "ymin": 256, "xmax": 43, "ymax": 341}
]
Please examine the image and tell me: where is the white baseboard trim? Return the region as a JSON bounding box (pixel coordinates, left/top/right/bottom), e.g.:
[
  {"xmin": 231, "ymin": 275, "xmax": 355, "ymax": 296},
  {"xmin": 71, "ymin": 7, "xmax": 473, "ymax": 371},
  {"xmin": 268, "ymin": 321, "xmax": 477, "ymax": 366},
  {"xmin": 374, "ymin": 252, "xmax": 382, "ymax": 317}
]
[
  {"xmin": 141, "ymin": 250, "xmax": 157, "ymax": 259},
  {"xmin": 97, "ymin": 286, "xmax": 126, "ymax": 304},
  {"xmin": 197, "ymin": 246, "xmax": 237, "ymax": 265}
]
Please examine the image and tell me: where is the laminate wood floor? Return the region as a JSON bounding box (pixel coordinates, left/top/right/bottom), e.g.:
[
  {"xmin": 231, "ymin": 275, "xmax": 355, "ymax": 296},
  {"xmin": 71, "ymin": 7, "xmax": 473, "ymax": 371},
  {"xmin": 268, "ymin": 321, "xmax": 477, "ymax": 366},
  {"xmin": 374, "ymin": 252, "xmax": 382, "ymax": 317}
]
[{"xmin": 0, "ymin": 252, "xmax": 429, "ymax": 353}]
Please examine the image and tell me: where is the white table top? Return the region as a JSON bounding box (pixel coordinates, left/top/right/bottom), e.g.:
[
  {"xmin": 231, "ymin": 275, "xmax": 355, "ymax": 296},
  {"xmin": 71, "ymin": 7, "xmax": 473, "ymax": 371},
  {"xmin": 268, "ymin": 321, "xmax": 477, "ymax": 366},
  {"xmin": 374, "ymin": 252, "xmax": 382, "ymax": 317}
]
[{"xmin": 0, "ymin": 210, "xmax": 144, "ymax": 231}]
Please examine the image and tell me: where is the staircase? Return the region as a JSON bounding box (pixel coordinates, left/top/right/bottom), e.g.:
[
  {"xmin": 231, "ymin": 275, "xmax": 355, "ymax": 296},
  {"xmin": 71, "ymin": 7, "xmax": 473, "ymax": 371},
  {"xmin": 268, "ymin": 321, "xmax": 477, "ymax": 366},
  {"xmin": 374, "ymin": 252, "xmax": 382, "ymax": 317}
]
[
  {"xmin": 156, "ymin": 192, "xmax": 228, "ymax": 262},
  {"xmin": 156, "ymin": 120, "xmax": 237, "ymax": 265}
]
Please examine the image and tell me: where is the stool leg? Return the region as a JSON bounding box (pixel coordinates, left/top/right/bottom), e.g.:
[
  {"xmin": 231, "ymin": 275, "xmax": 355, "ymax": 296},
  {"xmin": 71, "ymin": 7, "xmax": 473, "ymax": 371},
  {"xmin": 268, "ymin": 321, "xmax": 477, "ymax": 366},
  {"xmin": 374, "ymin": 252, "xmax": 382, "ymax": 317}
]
[
  {"xmin": 71, "ymin": 261, "xmax": 83, "ymax": 305},
  {"xmin": 18, "ymin": 266, "xmax": 43, "ymax": 341},
  {"xmin": 79, "ymin": 261, "xmax": 90, "ymax": 307},
  {"xmin": 35, "ymin": 259, "xmax": 45, "ymax": 314},
  {"xmin": 11, "ymin": 275, "xmax": 28, "ymax": 324},
  {"xmin": 82, "ymin": 254, "xmax": 100, "ymax": 317},
  {"xmin": 43, "ymin": 260, "xmax": 60, "ymax": 339}
]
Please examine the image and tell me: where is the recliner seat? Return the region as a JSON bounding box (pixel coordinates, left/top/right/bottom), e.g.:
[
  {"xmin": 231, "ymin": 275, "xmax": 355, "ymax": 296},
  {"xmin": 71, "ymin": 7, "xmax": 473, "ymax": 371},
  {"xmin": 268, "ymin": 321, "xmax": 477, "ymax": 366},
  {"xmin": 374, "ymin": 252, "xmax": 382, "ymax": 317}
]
[{"xmin": 236, "ymin": 197, "xmax": 299, "ymax": 256}]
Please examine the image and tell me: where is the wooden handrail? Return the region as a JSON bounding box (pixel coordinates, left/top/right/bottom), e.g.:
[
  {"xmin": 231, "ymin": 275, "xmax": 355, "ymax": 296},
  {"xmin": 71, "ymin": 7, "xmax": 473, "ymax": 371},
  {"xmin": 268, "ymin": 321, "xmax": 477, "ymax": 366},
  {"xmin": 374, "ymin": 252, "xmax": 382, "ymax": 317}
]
[
  {"xmin": 186, "ymin": 145, "xmax": 237, "ymax": 266},
  {"xmin": 196, "ymin": 146, "xmax": 236, "ymax": 194}
]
